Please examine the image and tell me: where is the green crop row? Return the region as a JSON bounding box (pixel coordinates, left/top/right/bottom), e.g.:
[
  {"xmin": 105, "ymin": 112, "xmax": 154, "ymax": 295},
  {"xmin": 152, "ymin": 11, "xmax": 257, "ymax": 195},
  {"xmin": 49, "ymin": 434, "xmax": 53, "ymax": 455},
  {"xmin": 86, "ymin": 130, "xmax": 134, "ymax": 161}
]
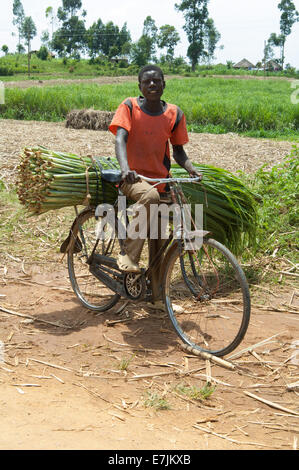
[{"xmin": 1, "ymin": 77, "xmax": 298, "ymax": 139}]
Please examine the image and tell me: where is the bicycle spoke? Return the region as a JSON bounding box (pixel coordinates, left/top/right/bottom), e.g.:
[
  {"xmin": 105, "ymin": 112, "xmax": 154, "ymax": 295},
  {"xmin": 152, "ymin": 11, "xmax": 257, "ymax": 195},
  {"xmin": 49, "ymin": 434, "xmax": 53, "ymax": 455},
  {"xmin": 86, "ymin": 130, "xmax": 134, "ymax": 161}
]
[
  {"xmin": 164, "ymin": 239, "xmax": 250, "ymax": 356},
  {"xmin": 68, "ymin": 209, "xmax": 120, "ymax": 311}
]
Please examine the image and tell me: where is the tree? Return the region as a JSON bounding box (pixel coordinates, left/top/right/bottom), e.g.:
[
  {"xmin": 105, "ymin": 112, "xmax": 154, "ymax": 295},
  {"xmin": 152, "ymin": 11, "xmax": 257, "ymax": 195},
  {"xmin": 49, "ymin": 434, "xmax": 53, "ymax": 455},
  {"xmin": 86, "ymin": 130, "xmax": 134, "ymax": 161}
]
[
  {"xmin": 262, "ymin": 37, "xmax": 275, "ymax": 71},
  {"xmin": 1, "ymin": 45, "xmax": 9, "ymax": 55},
  {"xmin": 143, "ymin": 16, "xmax": 158, "ymax": 38},
  {"xmin": 37, "ymin": 45, "xmax": 49, "ymax": 60},
  {"xmin": 175, "ymin": 0, "xmax": 211, "ymax": 70},
  {"xmin": 57, "ymin": 0, "xmax": 84, "ymax": 18},
  {"xmin": 131, "ymin": 16, "xmax": 158, "ymax": 66},
  {"xmin": 267, "ymin": 1, "xmax": 299, "ymax": 69},
  {"xmin": 86, "ymin": 20, "xmax": 131, "ymax": 59},
  {"xmin": 45, "ymin": 6, "xmax": 58, "ymax": 50},
  {"xmin": 100, "ymin": 22, "xmax": 120, "ymax": 56},
  {"xmin": 131, "ymin": 35, "xmax": 154, "ymax": 66},
  {"xmin": 86, "ymin": 18, "xmax": 104, "ymax": 58},
  {"xmin": 119, "ymin": 23, "xmax": 132, "ymax": 57},
  {"xmin": 16, "ymin": 43, "xmax": 25, "ymax": 54},
  {"xmin": 157, "ymin": 25, "xmax": 180, "ymax": 63},
  {"xmin": 278, "ymin": 0, "xmax": 299, "ymax": 68},
  {"xmin": 205, "ymin": 18, "xmax": 221, "ymax": 64},
  {"xmin": 264, "ymin": 32, "xmax": 281, "ymax": 66},
  {"xmin": 12, "ymin": 0, "xmax": 25, "ymax": 53},
  {"xmin": 20, "ymin": 16, "xmax": 37, "ymax": 76},
  {"xmin": 52, "ymin": 0, "xmax": 87, "ymax": 58},
  {"xmin": 41, "ymin": 30, "xmax": 50, "ymax": 48},
  {"xmin": 142, "ymin": 16, "xmax": 158, "ymax": 59}
]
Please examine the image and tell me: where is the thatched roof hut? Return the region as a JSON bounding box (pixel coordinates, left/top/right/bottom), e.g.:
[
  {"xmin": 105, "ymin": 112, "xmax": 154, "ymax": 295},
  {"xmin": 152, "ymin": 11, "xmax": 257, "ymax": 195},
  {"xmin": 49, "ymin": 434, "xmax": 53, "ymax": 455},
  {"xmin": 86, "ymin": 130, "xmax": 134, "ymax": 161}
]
[
  {"xmin": 233, "ymin": 59, "xmax": 255, "ymax": 70},
  {"xmin": 265, "ymin": 60, "xmax": 282, "ymax": 71}
]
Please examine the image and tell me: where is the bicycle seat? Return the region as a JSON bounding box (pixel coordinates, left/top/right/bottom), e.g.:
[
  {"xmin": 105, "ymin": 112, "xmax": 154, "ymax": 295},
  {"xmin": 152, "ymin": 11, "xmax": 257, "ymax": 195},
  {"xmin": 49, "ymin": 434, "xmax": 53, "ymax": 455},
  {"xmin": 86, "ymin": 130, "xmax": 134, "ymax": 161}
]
[{"xmin": 101, "ymin": 169, "xmax": 122, "ymax": 183}]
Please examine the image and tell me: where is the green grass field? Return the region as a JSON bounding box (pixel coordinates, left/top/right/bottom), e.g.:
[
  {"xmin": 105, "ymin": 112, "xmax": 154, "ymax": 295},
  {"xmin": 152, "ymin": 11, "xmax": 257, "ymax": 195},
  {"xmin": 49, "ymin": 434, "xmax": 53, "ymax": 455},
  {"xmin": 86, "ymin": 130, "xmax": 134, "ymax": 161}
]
[
  {"xmin": 1, "ymin": 76, "xmax": 298, "ymax": 140},
  {"xmin": 0, "ymin": 54, "xmax": 139, "ymax": 80}
]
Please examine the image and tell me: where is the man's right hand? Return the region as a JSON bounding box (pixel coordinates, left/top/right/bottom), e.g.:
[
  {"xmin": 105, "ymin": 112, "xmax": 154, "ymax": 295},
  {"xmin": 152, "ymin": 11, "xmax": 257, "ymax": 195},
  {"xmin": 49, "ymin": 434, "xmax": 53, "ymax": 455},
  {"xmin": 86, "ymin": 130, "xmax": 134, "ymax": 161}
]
[{"xmin": 121, "ymin": 169, "xmax": 141, "ymax": 184}]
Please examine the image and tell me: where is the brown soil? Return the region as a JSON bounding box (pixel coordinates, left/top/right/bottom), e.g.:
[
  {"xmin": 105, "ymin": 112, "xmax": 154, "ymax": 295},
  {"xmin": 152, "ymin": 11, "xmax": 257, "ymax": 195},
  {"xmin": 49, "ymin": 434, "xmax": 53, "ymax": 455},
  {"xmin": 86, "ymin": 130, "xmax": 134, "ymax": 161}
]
[
  {"xmin": 3, "ymin": 75, "xmax": 139, "ymax": 89},
  {"xmin": 0, "ymin": 118, "xmax": 298, "ymax": 451}
]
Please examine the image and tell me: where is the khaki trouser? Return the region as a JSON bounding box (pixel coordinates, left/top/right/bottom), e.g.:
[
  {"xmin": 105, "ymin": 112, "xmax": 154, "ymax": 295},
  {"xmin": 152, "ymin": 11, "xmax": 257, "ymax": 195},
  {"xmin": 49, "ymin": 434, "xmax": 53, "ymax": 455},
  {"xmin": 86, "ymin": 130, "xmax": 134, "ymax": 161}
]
[{"xmin": 120, "ymin": 180, "xmax": 166, "ymax": 301}]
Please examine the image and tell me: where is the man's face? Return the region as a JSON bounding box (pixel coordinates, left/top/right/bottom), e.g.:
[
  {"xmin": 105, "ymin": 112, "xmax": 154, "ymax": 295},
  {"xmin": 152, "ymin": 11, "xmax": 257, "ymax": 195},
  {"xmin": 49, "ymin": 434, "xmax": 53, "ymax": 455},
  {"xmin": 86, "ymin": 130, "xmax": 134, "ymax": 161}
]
[{"xmin": 139, "ymin": 70, "xmax": 165, "ymax": 101}]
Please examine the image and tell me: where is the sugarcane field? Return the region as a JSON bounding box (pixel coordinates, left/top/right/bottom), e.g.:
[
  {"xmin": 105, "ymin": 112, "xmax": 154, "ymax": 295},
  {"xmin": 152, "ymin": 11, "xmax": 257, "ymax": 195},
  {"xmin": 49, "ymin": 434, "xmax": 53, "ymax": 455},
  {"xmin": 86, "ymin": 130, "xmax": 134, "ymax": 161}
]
[{"xmin": 0, "ymin": 73, "xmax": 298, "ymax": 452}]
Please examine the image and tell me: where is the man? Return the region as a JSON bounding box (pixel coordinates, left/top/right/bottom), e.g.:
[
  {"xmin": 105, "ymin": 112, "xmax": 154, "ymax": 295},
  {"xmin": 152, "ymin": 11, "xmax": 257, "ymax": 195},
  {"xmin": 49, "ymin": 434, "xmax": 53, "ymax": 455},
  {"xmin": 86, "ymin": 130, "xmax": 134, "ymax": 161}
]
[{"xmin": 109, "ymin": 65, "xmax": 201, "ymax": 299}]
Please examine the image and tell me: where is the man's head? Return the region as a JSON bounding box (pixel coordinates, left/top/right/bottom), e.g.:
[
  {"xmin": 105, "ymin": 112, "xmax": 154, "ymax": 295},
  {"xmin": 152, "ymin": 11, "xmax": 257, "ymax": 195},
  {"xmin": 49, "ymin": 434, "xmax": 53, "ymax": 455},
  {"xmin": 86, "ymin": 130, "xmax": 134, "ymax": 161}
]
[
  {"xmin": 138, "ymin": 65, "xmax": 164, "ymax": 83},
  {"xmin": 138, "ymin": 65, "xmax": 165, "ymax": 102}
]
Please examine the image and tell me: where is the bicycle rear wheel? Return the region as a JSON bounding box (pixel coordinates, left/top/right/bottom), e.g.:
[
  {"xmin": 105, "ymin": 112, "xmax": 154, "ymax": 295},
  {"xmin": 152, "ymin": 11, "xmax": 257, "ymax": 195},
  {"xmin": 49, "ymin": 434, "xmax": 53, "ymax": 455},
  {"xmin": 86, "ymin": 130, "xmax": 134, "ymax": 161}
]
[
  {"xmin": 68, "ymin": 209, "xmax": 120, "ymax": 311},
  {"xmin": 163, "ymin": 238, "xmax": 250, "ymax": 357}
]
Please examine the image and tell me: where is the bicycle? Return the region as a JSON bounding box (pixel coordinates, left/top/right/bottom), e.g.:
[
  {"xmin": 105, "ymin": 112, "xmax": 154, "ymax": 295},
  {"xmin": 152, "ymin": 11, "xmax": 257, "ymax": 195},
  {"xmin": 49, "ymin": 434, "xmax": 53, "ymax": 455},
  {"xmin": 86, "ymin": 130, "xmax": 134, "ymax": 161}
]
[{"xmin": 64, "ymin": 170, "xmax": 251, "ymax": 357}]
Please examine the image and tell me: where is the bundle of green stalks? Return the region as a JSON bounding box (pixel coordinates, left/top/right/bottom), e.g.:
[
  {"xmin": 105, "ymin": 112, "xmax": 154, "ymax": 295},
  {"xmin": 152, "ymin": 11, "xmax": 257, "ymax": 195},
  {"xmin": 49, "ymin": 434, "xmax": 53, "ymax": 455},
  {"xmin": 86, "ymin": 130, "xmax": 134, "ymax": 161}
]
[
  {"xmin": 172, "ymin": 164, "xmax": 258, "ymax": 253},
  {"xmin": 17, "ymin": 146, "xmax": 119, "ymax": 214},
  {"xmin": 17, "ymin": 147, "xmax": 257, "ymax": 253}
]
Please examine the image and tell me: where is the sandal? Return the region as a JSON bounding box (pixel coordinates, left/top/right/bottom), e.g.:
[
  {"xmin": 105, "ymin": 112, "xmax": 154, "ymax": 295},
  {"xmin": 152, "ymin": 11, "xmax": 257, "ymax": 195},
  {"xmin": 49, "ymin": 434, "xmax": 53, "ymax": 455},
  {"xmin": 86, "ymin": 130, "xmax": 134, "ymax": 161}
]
[
  {"xmin": 146, "ymin": 301, "xmax": 184, "ymax": 313},
  {"xmin": 117, "ymin": 254, "xmax": 141, "ymax": 273}
]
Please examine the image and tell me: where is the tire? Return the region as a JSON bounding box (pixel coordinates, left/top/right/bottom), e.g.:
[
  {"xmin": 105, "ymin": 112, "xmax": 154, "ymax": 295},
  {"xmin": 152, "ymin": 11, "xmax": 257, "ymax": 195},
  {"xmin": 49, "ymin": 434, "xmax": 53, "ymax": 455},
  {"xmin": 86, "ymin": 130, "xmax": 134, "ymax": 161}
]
[
  {"xmin": 67, "ymin": 209, "xmax": 120, "ymax": 311},
  {"xmin": 163, "ymin": 238, "xmax": 250, "ymax": 357}
]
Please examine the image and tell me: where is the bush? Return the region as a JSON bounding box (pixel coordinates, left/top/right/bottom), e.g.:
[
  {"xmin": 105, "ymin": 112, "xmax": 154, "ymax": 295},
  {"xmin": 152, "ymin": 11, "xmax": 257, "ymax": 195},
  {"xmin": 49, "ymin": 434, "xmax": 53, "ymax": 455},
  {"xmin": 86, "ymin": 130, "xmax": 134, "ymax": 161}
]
[
  {"xmin": 247, "ymin": 146, "xmax": 299, "ymax": 260},
  {"xmin": 37, "ymin": 46, "xmax": 49, "ymax": 61},
  {"xmin": 0, "ymin": 65, "xmax": 14, "ymax": 76}
]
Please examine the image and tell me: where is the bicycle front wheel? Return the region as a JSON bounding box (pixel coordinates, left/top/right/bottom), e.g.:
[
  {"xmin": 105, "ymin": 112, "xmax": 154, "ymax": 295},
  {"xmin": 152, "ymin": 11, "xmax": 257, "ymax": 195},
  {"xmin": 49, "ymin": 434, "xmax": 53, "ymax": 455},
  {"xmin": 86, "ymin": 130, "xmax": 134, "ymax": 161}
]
[
  {"xmin": 163, "ymin": 238, "xmax": 250, "ymax": 357},
  {"xmin": 68, "ymin": 209, "xmax": 120, "ymax": 311}
]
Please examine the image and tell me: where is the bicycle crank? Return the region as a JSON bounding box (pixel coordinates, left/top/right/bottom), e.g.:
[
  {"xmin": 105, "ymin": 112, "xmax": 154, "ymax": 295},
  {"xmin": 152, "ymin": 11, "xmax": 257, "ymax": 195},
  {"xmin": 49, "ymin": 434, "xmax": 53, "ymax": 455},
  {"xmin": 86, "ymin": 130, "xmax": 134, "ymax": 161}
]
[{"xmin": 124, "ymin": 272, "xmax": 146, "ymax": 300}]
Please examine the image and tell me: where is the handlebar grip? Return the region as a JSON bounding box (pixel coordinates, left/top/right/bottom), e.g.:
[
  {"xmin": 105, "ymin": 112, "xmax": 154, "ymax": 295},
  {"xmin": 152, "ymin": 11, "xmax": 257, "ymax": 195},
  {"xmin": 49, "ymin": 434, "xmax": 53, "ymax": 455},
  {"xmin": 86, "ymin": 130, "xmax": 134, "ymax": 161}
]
[{"xmin": 138, "ymin": 175, "xmax": 201, "ymax": 183}]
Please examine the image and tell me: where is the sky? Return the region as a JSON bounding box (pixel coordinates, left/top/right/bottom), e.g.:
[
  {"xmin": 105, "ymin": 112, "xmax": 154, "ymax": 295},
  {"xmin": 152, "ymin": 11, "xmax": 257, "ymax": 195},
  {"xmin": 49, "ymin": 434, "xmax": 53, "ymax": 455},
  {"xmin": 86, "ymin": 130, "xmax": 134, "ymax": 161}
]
[{"xmin": 1, "ymin": 0, "xmax": 299, "ymax": 67}]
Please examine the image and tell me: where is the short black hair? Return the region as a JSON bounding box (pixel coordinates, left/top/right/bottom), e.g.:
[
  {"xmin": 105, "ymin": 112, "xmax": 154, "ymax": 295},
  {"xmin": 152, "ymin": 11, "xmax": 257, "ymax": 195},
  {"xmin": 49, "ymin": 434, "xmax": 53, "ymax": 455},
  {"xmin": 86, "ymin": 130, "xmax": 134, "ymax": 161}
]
[{"xmin": 138, "ymin": 65, "xmax": 165, "ymax": 83}]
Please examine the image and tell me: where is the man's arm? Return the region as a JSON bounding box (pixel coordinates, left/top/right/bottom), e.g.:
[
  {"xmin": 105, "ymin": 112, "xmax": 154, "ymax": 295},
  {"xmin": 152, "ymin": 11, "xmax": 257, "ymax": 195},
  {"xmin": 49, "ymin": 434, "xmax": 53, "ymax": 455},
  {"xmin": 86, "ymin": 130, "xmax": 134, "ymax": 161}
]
[
  {"xmin": 115, "ymin": 127, "xmax": 140, "ymax": 184},
  {"xmin": 172, "ymin": 145, "xmax": 202, "ymax": 179}
]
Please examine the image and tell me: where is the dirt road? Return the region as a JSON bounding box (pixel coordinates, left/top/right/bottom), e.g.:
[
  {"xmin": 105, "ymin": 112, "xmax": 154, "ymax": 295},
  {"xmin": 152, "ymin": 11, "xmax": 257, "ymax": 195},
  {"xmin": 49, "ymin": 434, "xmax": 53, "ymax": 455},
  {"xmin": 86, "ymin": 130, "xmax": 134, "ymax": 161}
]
[{"xmin": 0, "ymin": 262, "xmax": 298, "ymax": 450}]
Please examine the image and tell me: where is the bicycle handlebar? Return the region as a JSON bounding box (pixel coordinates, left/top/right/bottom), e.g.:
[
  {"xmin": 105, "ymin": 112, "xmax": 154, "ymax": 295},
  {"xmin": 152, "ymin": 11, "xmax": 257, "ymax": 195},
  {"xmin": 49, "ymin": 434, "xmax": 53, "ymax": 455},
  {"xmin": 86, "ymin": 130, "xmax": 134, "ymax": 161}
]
[{"xmin": 138, "ymin": 175, "xmax": 201, "ymax": 184}]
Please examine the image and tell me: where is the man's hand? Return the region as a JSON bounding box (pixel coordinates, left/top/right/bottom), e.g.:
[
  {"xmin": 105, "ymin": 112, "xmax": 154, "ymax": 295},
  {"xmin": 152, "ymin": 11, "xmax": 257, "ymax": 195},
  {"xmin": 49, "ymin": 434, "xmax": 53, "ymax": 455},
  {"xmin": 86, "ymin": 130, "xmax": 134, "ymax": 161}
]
[
  {"xmin": 188, "ymin": 165, "xmax": 203, "ymax": 181},
  {"xmin": 173, "ymin": 145, "xmax": 203, "ymax": 181},
  {"xmin": 121, "ymin": 169, "xmax": 140, "ymax": 184}
]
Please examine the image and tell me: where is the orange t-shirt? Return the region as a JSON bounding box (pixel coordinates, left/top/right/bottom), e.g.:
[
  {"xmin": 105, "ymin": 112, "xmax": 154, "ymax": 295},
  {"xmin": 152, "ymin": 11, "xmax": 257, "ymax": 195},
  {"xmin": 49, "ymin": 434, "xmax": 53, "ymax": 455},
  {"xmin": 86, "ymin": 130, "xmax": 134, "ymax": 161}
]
[{"xmin": 109, "ymin": 97, "xmax": 189, "ymax": 192}]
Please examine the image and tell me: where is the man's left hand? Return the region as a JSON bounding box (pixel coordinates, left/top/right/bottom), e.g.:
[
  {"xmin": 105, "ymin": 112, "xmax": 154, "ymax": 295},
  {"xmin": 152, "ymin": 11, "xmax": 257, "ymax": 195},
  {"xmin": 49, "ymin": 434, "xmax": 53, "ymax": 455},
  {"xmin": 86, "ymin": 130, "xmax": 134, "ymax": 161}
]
[{"xmin": 188, "ymin": 167, "xmax": 203, "ymax": 181}]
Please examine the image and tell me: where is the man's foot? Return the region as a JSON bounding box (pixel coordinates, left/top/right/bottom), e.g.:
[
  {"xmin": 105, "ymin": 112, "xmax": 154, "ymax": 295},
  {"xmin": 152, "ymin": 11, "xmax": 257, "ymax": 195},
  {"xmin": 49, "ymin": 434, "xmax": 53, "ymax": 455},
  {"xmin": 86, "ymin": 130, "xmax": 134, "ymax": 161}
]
[
  {"xmin": 146, "ymin": 300, "xmax": 165, "ymax": 311},
  {"xmin": 146, "ymin": 301, "xmax": 184, "ymax": 314},
  {"xmin": 117, "ymin": 254, "xmax": 141, "ymax": 273}
]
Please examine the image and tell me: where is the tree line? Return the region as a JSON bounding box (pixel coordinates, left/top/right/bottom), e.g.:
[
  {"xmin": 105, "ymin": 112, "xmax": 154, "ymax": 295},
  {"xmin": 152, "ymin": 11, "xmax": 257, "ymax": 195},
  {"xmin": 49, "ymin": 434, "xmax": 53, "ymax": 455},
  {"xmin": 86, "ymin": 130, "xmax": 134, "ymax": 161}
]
[
  {"xmin": 4, "ymin": 0, "xmax": 299, "ymax": 75},
  {"xmin": 9, "ymin": 0, "xmax": 222, "ymax": 73}
]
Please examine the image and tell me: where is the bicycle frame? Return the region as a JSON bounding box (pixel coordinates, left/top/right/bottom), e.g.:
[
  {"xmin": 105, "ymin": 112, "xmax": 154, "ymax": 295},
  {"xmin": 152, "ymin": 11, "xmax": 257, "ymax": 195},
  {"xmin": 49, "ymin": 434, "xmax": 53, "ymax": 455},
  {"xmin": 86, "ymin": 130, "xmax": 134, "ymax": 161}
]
[{"xmin": 67, "ymin": 175, "xmax": 207, "ymax": 301}]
